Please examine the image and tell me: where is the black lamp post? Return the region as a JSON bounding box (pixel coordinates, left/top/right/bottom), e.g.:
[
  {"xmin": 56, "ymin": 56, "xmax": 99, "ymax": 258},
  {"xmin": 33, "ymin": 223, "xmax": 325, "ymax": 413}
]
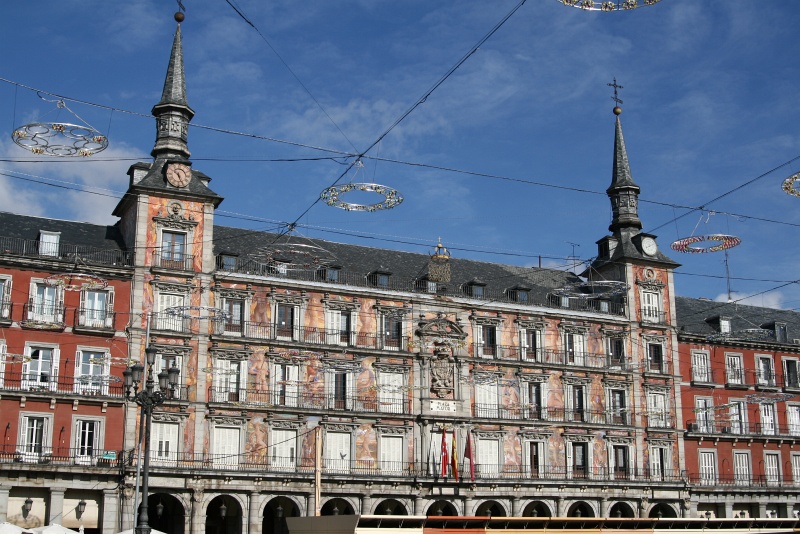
[{"xmin": 123, "ymin": 347, "xmax": 180, "ymax": 534}]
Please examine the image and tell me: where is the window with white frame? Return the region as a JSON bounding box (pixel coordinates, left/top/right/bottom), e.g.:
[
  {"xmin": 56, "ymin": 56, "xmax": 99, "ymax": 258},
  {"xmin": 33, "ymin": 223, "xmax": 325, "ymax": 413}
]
[
  {"xmin": 73, "ymin": 417, "xmax": 104, "ymax": 465},
  {"xmin": 222, "ymin": 297, "xmax": 246, "ymax": 335},
  {"xmin": 0, "ymin": 340, "xmax": 6, "ymax": 389},
  {"xmin": 325, "ymin": 307, "xmax": 356, "ymax": 346},
  {"xmin": 726, "ymin": 353, "xmax": 744, "ymax": 385},
  {"xmin": 695, "ymin": 397, "xmax": 714, "ymax": 432},
  {"xmin": 474, "ymin": 377, "xmax": 500, "ymax": 418},
  {"xmin": 757, "ymin": 355, "xmax": 776, "ymax": 386},
  {"xmin": 720, "ymin": 317, "xmax": 731, "ymax": 333},
  {"xmin": 160, "ymin": 230, "xmax": 187, "ymax": 268},
  {"xmin": 380, "ymin": 433, "xmax": 404, "ymax": 473},
  {"xmin": 788, "ymin": 404, "xmax": 800, "ymax": 436},
  {"xmin": 566, "ymin": 438, "xmax": 591, "ymax": 479},
  {"xmin": 524, "ymin": 439, "xmax": 546, "ymax": 477},
  {"xmin": 22, "ymin": 344, "xmax": 59, "ymax": 391},
  {"xmin": 475, "ymin": 323, "xmax": 499, "ymax": 358},
  {"xmin": 784, "ymin": 358, "xmax": 800, "ymax": 389},
  {"xmin": 641, "ymin": 290, "xmax": 662, "ymax": 323},
  {"xmin": 273, "ymin": 362, "xmax": 300, "ymax": 407},
  {"xmin": 428, "ymin": 429, "xmax": 455, "ymax": 477},
  {"xmin": 325, "ymin": 430, "xmax": 351, "ymax": 473},
  {"xmin": 646, "ymin": 340, "xmax": 666, "ymax": 373},
  {"xmin": 212, "ymin": 425, "xmax": 241, "ymax": 468},
  {"xmin": 520, "ymin": 324, "xmax": 544, "ymax": 362},
  {"xmin": 760, "ymin": 403, "xmax": 777, "ymax": 436},
  {"xmin": 377, "ymin": 370, "xmax": 405, "ymax": 414},
  {"xmin": 729, "ymin": 400, "xmax": 748, "ymax": 434},
  {"xmin": 74, "ymin": 348, "xmax": 109, "ymax": 395},
  {"xmin": 564, "ymin": 381, "xmax": 587, "ymax": 422},
  {"xmin": 608, "ymin": 441, "xmax": 632, "ymax": 480},
  {"xmin": 273, "ymin": 298, "xmax": 304, "ymax": 341},
  {"xmin": 156, "ymin": 292, "xmax": 185, "ymax": 331},
  {"xmin": 38, "ymin": 230, "xmax": 60, "ymax": 257},
  {"xmin": 647, "ymin": 391, "xmax": 669, "ymax": 428},
  {"xmin": 18, "ymin": 413, "xmax": 53, "ymax": 463},
  {"xmin": 698, "ymin": 450, "xmax": 717, "ymax": 485},
  {"xmin": 563, "ymin": 330, "xmax": 587, "ymax": 366},
  {"xmin": 150, "ymin": 421, "xmax": 179, "ymax": 466},
  {"xmin": 522, "ymin": 380, "xmax": 546, "ymax": 420},
  {"xmin": 764, "ymin": 452, "xmax": 781, "ymax": 486},
  {"xmin": 27, "ymin": 281, "xmax": 63, "ymax": 324},
  {"xmin": 78, "ymin": 289, "xmax": 114, "ymax": 328},
  {"xmin": 692, "ymin": 351, "xmax": 712, "ymax": 383},
  {"xmin": 607, "ymin": 335, "xmax": 626, "ymax": 367},
  {"xmin": 213, "ymin": 359, "xmax": 247, "ymax": 403},
  {"xmin": 792, "ymin": 453, "xmax": 800, "ymax": 486},
  {"xmin": 733, "ymin": 451, "xmax": 751, "ymax": 486},
  {"xmin": 649, "ymin": 443, "xmax": 672, "ymax": 481},
  {"xmin": 608, "ymin": 388, "xmax": 628, "ymax": 425},
  {"xmin": 379, "ymin": 313, "xmax": 404, "ymax": 351},
  {"xmin": 477, "ymin": 437, "xmax": 501, "ymax": 477},
  {"xmin": 0, "ymin": 276, "xmax": 12, "ymax": 320},
  {"xmin": 327, "ymin": 370, "xmax": 355, "ymax": 410},
  {"xmin": 271, "ymin": 428, "xmax": 297, "ymax": 470}
]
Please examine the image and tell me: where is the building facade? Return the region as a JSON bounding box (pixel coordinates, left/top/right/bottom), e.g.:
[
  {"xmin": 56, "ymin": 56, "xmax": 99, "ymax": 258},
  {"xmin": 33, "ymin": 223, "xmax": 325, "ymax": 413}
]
[{"xmin": 1, "ymin": 15, "xmax": 800, "ymax": 534}]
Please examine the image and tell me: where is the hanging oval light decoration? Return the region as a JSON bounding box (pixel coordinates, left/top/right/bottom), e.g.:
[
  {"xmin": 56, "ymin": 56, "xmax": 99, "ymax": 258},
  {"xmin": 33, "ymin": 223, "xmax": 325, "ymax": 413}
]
[
  {"xmin": 12, "ymin": 99, "xmax": 109, "ymax": 157},
  {"xmin": 782, "ymin": 172, "xmax": 800, "ymax": 198},
  {"xmin": 670, "ymin": 234, "xmax": 741, "ymax": 254},
  {"xmin": 556, "ymin": 0, "xmax": 662, "ymax": 11}
]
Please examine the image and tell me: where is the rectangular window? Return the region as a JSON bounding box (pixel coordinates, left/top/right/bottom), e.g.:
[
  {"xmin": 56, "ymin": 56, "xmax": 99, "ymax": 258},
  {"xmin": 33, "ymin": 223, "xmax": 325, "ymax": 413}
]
[
  {"xmin": 785, "ymin": 359, "xmax": 800, "ymax": 389},
  {"xmin": 74, "ymin": 350, "xmax": 108, "ymax": 395},
  {"xmin": 214, "ymin": 359, "xmax": 245, "ymax": 403},
  {"xmin": 699, "ymin": 451, "xmax": 717, "ymax": 485},
  {"xmin": 526, "ymin": 441, "xmax": 545, "ymax": 477},
  {"xmin": 565, "ymin": 332, "xmax": 586, "ymax": 366},
  {"xmin": 0, "ymin": 277, "xmax": 11, "ymax": 320},
  {"xmin": 153, "ymin": 353, "xmax": 182, "ymax": 399},
  {"xmin": 273, "ymin": 364, "xmax": 299, "ymax": 407},
  {"xmin": 481, "ymin": 325, "xmax": 497, "ymax": 358},
  {"xmin": 75, "ymin": 419, "xmax": 99, "ymax": 465},
  {"xmin": 213, "ymin": 426, "xmax": 240, "ymax": 468},
  {"xmin": 647, "ymin": 392, "xmax": 668, "ymax": 428},
  {"xmin": 642, "ymin": 290, "xmax": 661, "ymax": 322},
  {"xmin": 610, "ymin": 389, "xmax": 627, "ymax": 425},
  {"xmin": 224, "ymin": 299, "xmax": 245, "ymax": 334},
  {"xmin": 380, "ymin": 435, "xmax": 403, "ymax": 473},
  {"xmin": 475, "ymin": 378, "xmax": 500, "ymax": 418},
  {"xmin": 527, "ymin": 382, "xmax": 543, "ymax": 419},
  {"xmin": 156, "ymin": 293, "xmax": 185, "ymax": 331},
  {"xmin": 613, "ymin": 445, "xmax": 629, "ymax": 479},
  {"xmin": 38, "ymin": 231, "xmax": 60, "ymax": 257},
  {"xmin": 758, "ymin": 356, "xmax": 776, "ymax": 386},
  {"xmin": 695, "ymin": 397, "xmax": 714, "ymax": 432},
  {"xmin": 647, "ymin": 343, "xmax": 664, "ymax": 373},
  {"xmin": 729, "ymin": 401, "xmax": 747, "ymax": 434},
  {"xmin": 29, "ymin": 282, "xmax": 62, "ymax": 323},
  {"xmin": 276, "ymin": 304, "xmax": 295, "ymax": 340},
  {"xmin": 760, "ymin": 403, "xmax": 777, "ymax": 435},
  {"xmin": 649, "ymin": 445, "xmax": 670, "ymax": 481},
  {"xmin": 566, "ymin": 384, "xmax": 586, "ymax": 422},
  {"xmin": 608, "ymin": 337, "xmax": 625, "ymax": 367},
  {"xmin": 330, "ymin": 371, "xmax": 353, "ymax": 410},
  {"xmin": 20, "ymin": 415, "xmax": 50, "ymax": 462},
  {"xmin": 326, "ymin": 310, "xmax": 352, "ymax": 346},
  {"xmin": 692, "ymin": 351, "xmax": 712, "ymax": 383},
  {"xmin": 151, "ymin": 422, "xmax": 179, "ymax": 466},
  {"xmin": 733, "ymin": 452, "xmax": 750, "ymax": 486},
  {"xmin": 22, "ymin": 346, "xmax": 58, "ymax": 391},
  {"xmin": 378, "ymin": 372, "xmax": 404, "ymax": 414},
  {"xmin": 522, "ymin": 328, "xmax": 542, "ymax": 361},
  {"xmin": 726, "ymin": 354, "xmax": 744, "ymax": 385},
  {"xmin": 792, "ymin": 454, "xmax": 800, "ymax": 486},
  {"xmin": 478, "ymin": 438, "xmax": 500, "ymax": 477},
  {"xmin": 765, "ymin": 452, "xmax": 781, "ymax": 486},
  {"xmin": 79, "ymin": 289, "xmax": 112, "ymax": 329},
  {"xmin": 160, "ymin": 230, "xmax": 186, "ymax": 268},
  {"xmin": 571, "ymin": 442, "xmax": 588, "ymax": 479},
  {"xmin": 271, "ymin": 428, "xmax": 297, "ymax": 470},
  {"xmin": 381, "ymin": 315, "xmax": 403, "ymax": 351},
  {"xmin": 788, "ymin": 405, "xmax": 800, "ymax": 436},
  {"xmin": 325, "ymin": 431, "xmax": 351, "ymax": 473}
]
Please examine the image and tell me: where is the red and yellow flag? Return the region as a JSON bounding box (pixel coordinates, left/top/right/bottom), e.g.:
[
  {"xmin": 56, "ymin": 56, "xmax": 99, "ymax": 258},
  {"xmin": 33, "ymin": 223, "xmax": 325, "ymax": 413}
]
[{"xmin": 451, "ymin": 430, "xmax": 459, "ymax": 482}]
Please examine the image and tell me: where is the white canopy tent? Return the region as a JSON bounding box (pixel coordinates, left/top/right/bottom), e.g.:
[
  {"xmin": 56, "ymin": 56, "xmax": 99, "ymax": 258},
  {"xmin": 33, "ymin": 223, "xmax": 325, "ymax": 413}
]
[{"xmin": 0, "ymin": 523, "xmax": 34, "ymax": 534}]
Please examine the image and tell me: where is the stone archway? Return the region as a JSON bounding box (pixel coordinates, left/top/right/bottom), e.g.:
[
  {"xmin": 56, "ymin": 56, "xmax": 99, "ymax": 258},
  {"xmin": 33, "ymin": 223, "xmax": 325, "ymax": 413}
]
[
  {"xmin": 206, "ymin": 495, "xmax": 243, "ymax": 534},
  {"xmin": 321, "ymin": 498, "xmax": 355, "ymax": 516},
  {"xmin": 648, "ymin": 503, "xmax": 677, "ymax": 518},
  {"xmin": 474, "ymin": 501, "xmax": 507, "ymax": 517},
  {"xmin": 263, "ymin": 497, "xmax": 302, "ymax": 534},
  {"xmin": 566, "ymin": 502, "xmax": 595, "ymax": 518},
  {"xmin": 608, "ymin": 502, "xmax": 635, "ymax": 518},
  {"xmin": 426, "ymin": 500, "xmax": 458, "ymax": 516},
  {"xmin": 374, "ymin": 499, "xmax": 409, "ymax": 515},
  {"xmin": 522, "ymin": 501, "xmax": 551, "ymax": 517},
  {"xmin": 148, "ymin": 493, "xmax": 186, "ymax": 534}
]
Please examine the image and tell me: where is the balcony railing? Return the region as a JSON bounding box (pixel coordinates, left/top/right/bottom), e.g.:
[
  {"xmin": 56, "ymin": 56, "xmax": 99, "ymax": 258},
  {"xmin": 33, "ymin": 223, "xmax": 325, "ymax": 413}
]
[
  {"xmin": 21, "ymin": 303, "xmax": 66, "ymax": 329},
  {"xmin": 0, "ymin": 371, "xmax": 189, "ymax": 400},
  {"xmin": 641, "ymin": 309, "xmax": 667, "ymax": 325},
  {"xmin": 150, "ymin": 312, "xmax": 192, "ymax": 334},
  {"xmin": 686, "ymin": 472, "xmax": 791, "ymax": 488},
  {"xmin": 152, "ymin": 252, "xmax": 195, "ymax": 272},
  {"xmin": 473, "ymin": 404, "xmax": 631, "ymax": 425},
  {"xmin": 74, "ymin": 307, "xmax": 115, "ymax": 330},
  {"xmin": 216, "ymin": 255, "xmax": 626, "ymax": 317},
  {"xmin": 686, "ymin": 419, "xmax": 800, "ymax": 438},
  {"xmin": 471, "ymin": 346, "xmax": 633, "ymax": 369},
  {"xmin": 0, "ymin": 299, "xmax": 11, "ymax": 322},
  {"xmin": 208, "ymin": 387, "xmax": 409, "ymax": 414},
  {"xmin": 0, "ymin": 446, "xmax": 122, "ymax": 467},
  {"xmin": 0, "ymin": 236, "xmax": 132, "ymax": 267}
]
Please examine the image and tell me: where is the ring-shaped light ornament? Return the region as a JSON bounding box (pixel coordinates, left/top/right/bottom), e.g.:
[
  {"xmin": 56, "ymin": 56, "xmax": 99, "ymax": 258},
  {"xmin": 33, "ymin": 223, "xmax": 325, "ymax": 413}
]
[
  {"xmin": 557, "ymin": 0, "xmax": 661, "ymax": 11},
  {"xmin": 164, "ymin": 305, "xmax": 230, "ymax": 322},
  {"xmin": 782, "ymin": 173, "xmax": 800, "ymax": 198},
  {"xmin": 552, "ymin": 280, "xmax": 628, "ymax": 298},
  {"xmin": 260, "ymin": 242, "xmax": 338, "ymax": 271},
  {"xmin": 45, "ymin": 272, "xmax": 109, "ymax": 291},
  {"xmin": 13, "ymin": 122, "xmax": 109, "ymax": 157},
  {"xmin": 320, "ymin": 182, "xmax": 404, "ymax": 212},
  {"xmin": 746, "ymin": 392, "xmax": 795, "ymax": 405},
  {"xmin": 670, "ymin": 234, "xmax": 741, "ymax": 254}
]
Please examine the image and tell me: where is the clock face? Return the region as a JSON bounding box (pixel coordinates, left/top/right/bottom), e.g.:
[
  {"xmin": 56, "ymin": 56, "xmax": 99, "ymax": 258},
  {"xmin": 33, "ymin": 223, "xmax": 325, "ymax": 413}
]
[
  {"xmin": 166, "ymin": 163, "xmax": 191, "ymax": 188},
  {"xmin": 642, "ymin": 237, "xmax": 658, "ymax": 256}
]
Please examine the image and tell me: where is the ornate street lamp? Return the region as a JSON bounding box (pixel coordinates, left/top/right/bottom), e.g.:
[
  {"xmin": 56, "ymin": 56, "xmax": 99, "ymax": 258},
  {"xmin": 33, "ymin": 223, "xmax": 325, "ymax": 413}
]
[
  {"xmin": 76, "ymin": 499, "xmax": 87, "ymax": 519},
  {"xmin": 123, "ymin": 347, "xmax": 180, "ymax": 534}
]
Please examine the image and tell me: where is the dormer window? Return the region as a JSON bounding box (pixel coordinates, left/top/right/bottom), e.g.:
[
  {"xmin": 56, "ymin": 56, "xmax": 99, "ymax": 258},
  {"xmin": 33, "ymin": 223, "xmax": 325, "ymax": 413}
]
[
  {"xmin": 369, "ymin": 270, "xmax": 391, "ymax": 289},
  {"xmin": 507, "ymin": 286, "xmax": 530, "ymax": 303},
  {"xmin": 416, "ymin": 278, "xmax": 437, "ymax": 293},
  {"xmin": 720, "ymin": 318, "xmax": 731, "ymax": 334},
  {"xmin": 464, "ymin": 280, "xmax": 486, "ymax": 299},
  {"xmin": 38, "ymin": 231, "xmax": 60, "ymax": 257},
  {"xmin": 318, "ymin": 266, "xmax": 341, "ymax": 283},
  {"xmin": 218, "ymin": 253, "xmax": 238, "ymax": 271},
  {"xmin": 761, "ymin": 321, "xmax": 788, "ymax": 343}
]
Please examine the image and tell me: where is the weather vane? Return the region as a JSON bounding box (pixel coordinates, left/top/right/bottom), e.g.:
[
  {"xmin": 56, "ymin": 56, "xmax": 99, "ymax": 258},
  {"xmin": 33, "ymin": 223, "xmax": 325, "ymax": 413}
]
[{"xmin": 608, "ymin": 78, "xmax": 624, "ymax": 106}]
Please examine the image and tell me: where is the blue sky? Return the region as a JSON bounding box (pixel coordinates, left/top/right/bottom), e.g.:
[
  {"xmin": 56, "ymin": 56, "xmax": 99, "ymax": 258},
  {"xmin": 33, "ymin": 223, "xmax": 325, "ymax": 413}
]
[{"xmin": 1, "ymin": 1, "xmax": 800, "ymax": 309}]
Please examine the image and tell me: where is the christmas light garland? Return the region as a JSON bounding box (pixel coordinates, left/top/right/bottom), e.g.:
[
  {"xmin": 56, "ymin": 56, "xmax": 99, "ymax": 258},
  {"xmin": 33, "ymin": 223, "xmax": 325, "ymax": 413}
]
[{"xmin": 670, "ymin": 234, "xmax": 741, "ymax": 254}]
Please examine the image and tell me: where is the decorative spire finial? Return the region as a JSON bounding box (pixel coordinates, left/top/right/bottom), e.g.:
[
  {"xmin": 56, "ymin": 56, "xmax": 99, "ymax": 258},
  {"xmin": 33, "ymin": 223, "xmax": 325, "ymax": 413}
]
[{"xmin": 608, "ymin": 78, "xmax": 623, "ymax": 115}]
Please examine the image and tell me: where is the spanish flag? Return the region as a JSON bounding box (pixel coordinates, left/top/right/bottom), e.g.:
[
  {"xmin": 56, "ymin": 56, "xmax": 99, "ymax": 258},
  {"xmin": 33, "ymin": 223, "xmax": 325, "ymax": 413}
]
[{"xmin": 451, "ymin": 430, "xmax": 459, "ymax": 482}]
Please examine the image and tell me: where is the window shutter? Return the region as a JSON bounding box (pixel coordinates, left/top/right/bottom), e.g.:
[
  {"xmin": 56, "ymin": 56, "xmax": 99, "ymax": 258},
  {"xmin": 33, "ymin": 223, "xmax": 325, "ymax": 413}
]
[
  {"xmin": 346, "ymin": 371, "xmax": 356, "ymax": 409},
  {"xmin": 238, "ymin": 361, "xmax": 248, "ymax": 402},
  {"xmin": 1, "ymin": 279, "xmax": 10, "ymax": 319},
  {"xmin": 349, "ymin": 310, "xmax": 357, "ymax": 346},
  {"xmin": 74, "ymin": 350, "xmax": 83, "ymax": 394},
  {"xmin": 649, "ymin": 447, "xmax": 662, "ymax": 480},
  {"xmin": 607, "ymin": 443, "xmax": 615, "ymax": 480},
  {"xmin": 0, "ymin": 342, "xmax": 5, "ymax": 388},
  {"xmin": 213, "ymin": 427, "xmax": 240, "ymax": 468},
  {"xmin": 792, "ymin": 455, "xmax": 800, "ymax": 485},
  {"xmin": 733, "ymin": 452, "xmax": 749, "ymax": 485},
  {"xmin": 52, "ymin": 348, "xmax": 60, "ymax": 384},
  {"xmin": 27, "ymin": 281, "xmax": 36, "ymax": 320},
  {"xmin": 478, "ymin": 438, "xmax": 498, "ymax": 476},
  {"xmin": 474, "ymin": 325, "xmax": 483, "ymax": 358},
  {"xmin": 106, "ymin": 290, "xmax": 115, "ymax": 327},
  {"xmin": 326, "ymin": 310, "xmax": 338, "ymax": 345},
  {"xmin": 272, "ymin": 429, "xmax": 297, "ymax": 469},
  {"xmin": 380, "ymin": 435, "xmax": 403, "ymax": 473},
  {"xmin": 565, "ymin": 442, "xmax": 573, "ymax": 479}
]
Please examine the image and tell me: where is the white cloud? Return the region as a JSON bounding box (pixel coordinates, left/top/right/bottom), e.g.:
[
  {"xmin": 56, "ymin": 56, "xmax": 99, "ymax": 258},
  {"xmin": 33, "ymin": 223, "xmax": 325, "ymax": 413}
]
[{"xmin": 715, "ymin": 291, "xmax": 785, "ymax": 310}]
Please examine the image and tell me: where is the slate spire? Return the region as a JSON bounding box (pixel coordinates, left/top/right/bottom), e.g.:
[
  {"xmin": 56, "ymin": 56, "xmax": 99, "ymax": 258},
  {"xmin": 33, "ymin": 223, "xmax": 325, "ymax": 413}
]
[
  {"xmin": 607, "ymin": 106, "xmax": 642, "ymax": 234},
  {"xmin": 151, "ymin": 17, "xmax": 194, "ymax": 160}
]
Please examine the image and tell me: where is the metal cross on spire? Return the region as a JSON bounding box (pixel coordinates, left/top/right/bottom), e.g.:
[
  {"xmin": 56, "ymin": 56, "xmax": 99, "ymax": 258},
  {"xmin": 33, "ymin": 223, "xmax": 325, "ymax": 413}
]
[{"xmin": 608, "ymin": 78, "xmax": 624, "ymax": 106}]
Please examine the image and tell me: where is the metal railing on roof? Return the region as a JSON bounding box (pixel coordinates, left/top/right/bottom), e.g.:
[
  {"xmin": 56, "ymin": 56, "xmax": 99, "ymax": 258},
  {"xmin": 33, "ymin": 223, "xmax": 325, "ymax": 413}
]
[{"xmin": 0, "ymin": 236, "xmax": 132, "ymax": 267}]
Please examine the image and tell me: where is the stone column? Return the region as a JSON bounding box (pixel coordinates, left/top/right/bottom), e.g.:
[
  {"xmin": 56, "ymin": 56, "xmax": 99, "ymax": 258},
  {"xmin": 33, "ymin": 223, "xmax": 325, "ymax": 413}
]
[
  {"xmin": 0, "ymin": 486, "xmax": 10, "ymax": 522},
  {"xmin": 414, "ymin": 496, "xmax": 424, "ymax": 515},
  {"xmin": 361, "ymin": 494, "xmax": 373, "ymax": 515},
  {"xmin": 48, "ymin": 488, "xmax": 66, "ymax": 525},
  {"xmin": 248, "ymin": 493, "xmax": 260, "ymax": 534},
  {"xmin": 102, "ymin": 489, "xmax": 119, "ymax": 534},
  {"xmin": 600, "ymin": 498, "xmax": 608, "ymax": 518},
  {"xmin": 190, "ymin": 490, "xmax": 205, "ymax": 534},
  {"xmin": 511, "ymin": 497, "xmax": 520, "ymax": 517},
  {"xmin": 724, "ymin": 500, "xmax": 734, "ymax": 519},
  {"xmin": 463, "ymin": 497, "xmax": 473, "ymax": 516},
  {"xmin": 307, "ymin": 492, "xmax": 316, "ymax": 517},
  {"xmin": 757, "ymin": 502, "xmax": 767, "ymax": 519},
  {"xmin": 555, "ymin": 496, "xmax": 563, "ymax": 517}
]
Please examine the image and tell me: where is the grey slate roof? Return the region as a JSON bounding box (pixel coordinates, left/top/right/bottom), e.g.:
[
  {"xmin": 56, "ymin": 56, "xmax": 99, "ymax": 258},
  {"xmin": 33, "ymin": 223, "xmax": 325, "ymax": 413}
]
[
  {"xmin": 676, "ymin": 295, "xmax": 800, "ymax": 343},
  {"xmin": 0, "ymin": 211, "xmax": 126, "ymax": 252},
  {"xmin": 132, "ymin": 159, "xmax": 223, "ymax": 201}
]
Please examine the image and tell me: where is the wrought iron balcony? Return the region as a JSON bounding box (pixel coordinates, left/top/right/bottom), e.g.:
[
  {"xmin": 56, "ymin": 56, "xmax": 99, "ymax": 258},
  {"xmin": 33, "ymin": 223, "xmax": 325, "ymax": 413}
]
[
  {"xmin": 641, "ymin": 309, "xmax": 668, "ymax": 325},
  {"xmin": 0, "ymin": 445, "xmax": 122, "ymax": 467},
  {"xmin": 21, "ymin": 303, "xmax": 66, "ymax": 330},
  {"xmin": 73, "ymin": 307, "xmax": 115, "ymax": 331},
  {"xmin": 0, "ymin": 236, "xmax": 132, "ymax": 267},
  {"xmin": 686, "ymin": 419, "xmax": 800, "ymax": 438},
  {"xmin": 151, "ymin": 251, "xmax": 195, "ymax": 271},
  {"xmin": 208, "ymin": 387, "xmax": 409, "ymax": 415},
  {"xmin": 687, "ymin": 472, "xmax": 791, "ymax": 488},
  {"xmin": 472, "ymin": 404, "xmax": 632, "ymax": 425},
  {"xmin": 0, "ymin": 370, "xmax": 125, "ymax": 397},
  {"xmin": 0, "ymin": 299, "xmax": 12, "ymax": 323}
]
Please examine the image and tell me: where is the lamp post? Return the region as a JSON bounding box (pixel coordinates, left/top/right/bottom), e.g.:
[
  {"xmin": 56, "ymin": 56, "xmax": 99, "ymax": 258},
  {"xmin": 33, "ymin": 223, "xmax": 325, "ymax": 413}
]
[{"xmin": 123, "ymin": 347, "xmax": 180, "ymax": 534}]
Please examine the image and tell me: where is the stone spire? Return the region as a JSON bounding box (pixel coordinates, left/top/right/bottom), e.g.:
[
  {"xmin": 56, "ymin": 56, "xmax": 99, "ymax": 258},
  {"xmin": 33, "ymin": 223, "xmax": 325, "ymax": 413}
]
[
  {"xmin": 151, "ymin": 15, "xmax": 194, "ymax": 161},
  {"xmin": 607, "ymin": 106, "xmax": 642, "ymax": 235}
]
